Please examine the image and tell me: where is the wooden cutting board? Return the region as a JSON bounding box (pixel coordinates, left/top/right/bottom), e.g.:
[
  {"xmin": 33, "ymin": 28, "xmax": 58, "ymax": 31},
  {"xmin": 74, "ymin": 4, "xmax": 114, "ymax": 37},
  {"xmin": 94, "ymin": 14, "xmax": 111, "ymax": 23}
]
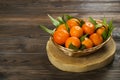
[{"xmin": 46, "ymin": 38, "xmax": 116, "ymax": 72}]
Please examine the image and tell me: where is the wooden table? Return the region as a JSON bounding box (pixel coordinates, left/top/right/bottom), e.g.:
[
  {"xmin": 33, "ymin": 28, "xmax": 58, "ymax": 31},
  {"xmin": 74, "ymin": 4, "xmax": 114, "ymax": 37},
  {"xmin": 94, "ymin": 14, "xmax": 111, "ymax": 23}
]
[{"xmin": 0, "ymin": 0, "xmax": 120, "ymax": 80}]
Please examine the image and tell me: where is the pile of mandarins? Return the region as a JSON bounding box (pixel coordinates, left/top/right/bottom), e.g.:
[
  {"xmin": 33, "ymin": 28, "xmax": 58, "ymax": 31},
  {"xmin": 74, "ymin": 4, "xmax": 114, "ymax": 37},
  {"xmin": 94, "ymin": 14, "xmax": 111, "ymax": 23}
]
[
  {"xmin": 53, "ymin": 18, "xmax": 105, "ymax": 49},
  {"xmin": 40, "ymin": 15, "xmax": 113, "ymax": 50}
]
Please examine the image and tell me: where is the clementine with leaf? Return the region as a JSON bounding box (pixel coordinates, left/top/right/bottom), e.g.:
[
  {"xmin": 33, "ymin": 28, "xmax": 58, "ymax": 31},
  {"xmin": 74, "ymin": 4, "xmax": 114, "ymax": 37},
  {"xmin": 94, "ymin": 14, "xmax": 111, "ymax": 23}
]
[
  {"xmin": 96, "ymin": 27, "xmax": 105, "ymax": 35},
  {"xmin": 82, "ymin": 37, "xmax": 93, "ymax": 49},
  {"xmin": 65, "ymin": 37, "xmax": 81, "ymax": 48}
]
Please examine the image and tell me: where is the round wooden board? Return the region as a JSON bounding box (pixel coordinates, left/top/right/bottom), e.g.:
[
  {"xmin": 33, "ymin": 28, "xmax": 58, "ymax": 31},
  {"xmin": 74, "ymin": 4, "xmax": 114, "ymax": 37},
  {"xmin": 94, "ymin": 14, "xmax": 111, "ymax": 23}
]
[{"xmin": 46, "ymin": 38, "xmax": 116, "ymax": 72}]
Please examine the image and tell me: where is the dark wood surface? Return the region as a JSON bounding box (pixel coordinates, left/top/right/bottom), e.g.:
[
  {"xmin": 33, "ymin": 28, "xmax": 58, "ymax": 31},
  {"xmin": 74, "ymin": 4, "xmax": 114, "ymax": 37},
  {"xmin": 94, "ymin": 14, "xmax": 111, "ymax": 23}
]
[{"xmin": 0, "ymin": 0, "xmax": 120, "ymax": 80}]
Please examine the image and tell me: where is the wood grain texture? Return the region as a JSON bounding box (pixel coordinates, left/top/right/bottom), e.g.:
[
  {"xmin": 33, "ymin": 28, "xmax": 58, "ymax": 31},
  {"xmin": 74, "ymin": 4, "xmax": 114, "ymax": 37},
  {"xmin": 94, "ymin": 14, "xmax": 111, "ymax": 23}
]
[
  {"xmin": 47, "ymin": 38, "xmax": 116, "ymax": 72},
  {"xmin": 0, "ymin": 0, "xmax": 120, "ymax": 80}
]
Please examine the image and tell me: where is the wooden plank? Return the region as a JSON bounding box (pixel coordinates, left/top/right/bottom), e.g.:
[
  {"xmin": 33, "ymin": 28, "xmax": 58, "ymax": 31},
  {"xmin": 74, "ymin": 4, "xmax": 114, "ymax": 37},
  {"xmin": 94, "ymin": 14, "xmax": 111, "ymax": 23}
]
[
  {"xmin": 0, "ymin": 1, "xmax": 119, "ymax": 15},
  {"xmin": 0, "ymin": 0, "xmax": 119, "ymax": 80}
]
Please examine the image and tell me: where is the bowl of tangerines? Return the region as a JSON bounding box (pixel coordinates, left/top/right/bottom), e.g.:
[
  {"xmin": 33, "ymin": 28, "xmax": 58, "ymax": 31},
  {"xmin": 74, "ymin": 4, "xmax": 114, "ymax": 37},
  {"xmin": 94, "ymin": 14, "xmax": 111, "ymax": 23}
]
[{"xmin": 40, "ymin": 14, "xmax": 114, "ymax": 57}]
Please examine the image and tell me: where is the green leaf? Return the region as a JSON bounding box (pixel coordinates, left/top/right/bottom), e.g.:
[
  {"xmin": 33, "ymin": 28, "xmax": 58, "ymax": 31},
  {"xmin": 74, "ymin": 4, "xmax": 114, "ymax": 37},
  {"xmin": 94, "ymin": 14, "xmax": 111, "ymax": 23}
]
[
  {"xmin": 95, "ymin": 24, "xmax": 103, "ymax": 29},
  {"xmin": 108, "ymin": 20, "xmax": 113, "ymax": 30},
  {"xmin": 79, "ymin": 19, "xmax": 85, "ymax": 27},
  {"xmin": 39, "ymin": 25, "xmax": 54, "ymax": 35},
  {"xmin": 62, "ymin": 14, "xmax": 73, "ymax": 23},
  {"xmin": 68, "ymin": 43, "xmax": 79, "ymax": 50},
  {"xmin": 64, "ymin": 14, "xmax": 73, "ymax": 21},
  {"xmin": 60, "ymin": 15, "xmax": 70, "ymax": 32},
  {"xmin": 89, "ymin": 17, "xmax": 97, "ymax": 25},
  {"xmin": 79, "ymin": 45, "xmax": 86, "ymax": 50},
  {"xmin": 80, "ymin": 34, "xmax": 88, "ymax": 42},
  {"xmin": 62, "ymin": 15, "xmax": 66, "ymax": 23},
  {"xmin": 102, "ymin": 19, "xmax": 114, "ymax": 40},
  {"xmin": 107, "ymin": 20, "xmax": 114, "ymax": 38},
  {"xmin": 102, "ymin": 17, "xmax": 107, "ymax": 26},
  {"xmin": 57, "ymin": 16, "xmax": 64, "ymax": 24},
  {"xmin": 102, "ymin": 30, "xmax": 108, "ymax": 40},
  {"xmin": 88, "ymin": 17, "xmax": 102, "ymax": 29},
  {"xmin": 48, "ymin": 14, "xmax": 60, "ymax": 27},
  {"xmin": 65, "ymin": 22, "xmax": 70, "ymax": 32}
]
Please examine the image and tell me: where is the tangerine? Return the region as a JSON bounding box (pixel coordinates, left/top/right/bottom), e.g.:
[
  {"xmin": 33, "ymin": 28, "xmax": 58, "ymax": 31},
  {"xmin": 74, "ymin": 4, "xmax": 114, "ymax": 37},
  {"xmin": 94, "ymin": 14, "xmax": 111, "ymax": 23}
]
[
  {"xmin": 67, "ymin": 18, "xmax": 80, "ymax": 28},
  {"xmin": 96, "ymin": 27, "xmax": 105, "ymax": 35},
  {"xmin": 70, "ymin": 26, "xmax": 83, "ymax": 38},
  {"xmin": 56, "ymin": 24, "xmax": 66, "ymax": 31},
  {"xmin": 82, "ymin": 37, "xmax": 93, "ymax": 48},
  {"xmin": 53, "ymin": 30, "xmax": 69, "ymax": 45},
  {"xmin": 82, "ymin": 21, "xmax": 95, "ymax": 35},
  {"xmin": 89, "ymin": 33, "xmax": 103, "ymax": 46},
  {"xmin": 65, "ymin": 37, "xmax": 81, "ymax": 48}
]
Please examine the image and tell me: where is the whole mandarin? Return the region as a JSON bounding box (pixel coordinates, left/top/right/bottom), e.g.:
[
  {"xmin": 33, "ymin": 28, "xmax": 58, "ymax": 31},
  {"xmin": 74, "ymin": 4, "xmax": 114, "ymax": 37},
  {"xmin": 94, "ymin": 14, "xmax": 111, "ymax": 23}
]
[
  {"xmin": 70, "ymin": 26, "xmax": 83, "ymax": 38},
  {"xmin": 67, "ymin": 18, "xmax": 80, "ymax": 28},
  {"xmin": 89, "ymin": 33, "xmax": 103, "ymax": 46},
  {"xmin": 96, "ymin": 27, "xmax": 105, "ymax": 35},
  {"xmin": 82, "ymin": 37, "xmax": 93, "ymax": 48},
  {"xmin": 65, "ymin": 37, "xmax": 81, "ymax": 48},
  {"xmin": 56, "ymin": 24, "xmax": 66, "ymax": 31},
  {"xmin": 53, "ymin": 30, "xmax": 69, "ymax": 45},
  {"xmin": 82, "ymin": 21, "xmax": 95, "ymax": 35}
]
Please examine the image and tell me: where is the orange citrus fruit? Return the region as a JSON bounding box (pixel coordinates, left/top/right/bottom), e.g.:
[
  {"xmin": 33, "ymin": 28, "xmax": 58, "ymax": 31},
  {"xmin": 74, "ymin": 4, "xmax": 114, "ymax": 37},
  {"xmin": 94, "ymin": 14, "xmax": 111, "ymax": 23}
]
[
  {"xmin": 89, "ymin": 33, "xmax": 103, "ymax": 46},
  {"xmin": 96, "ymin": 27, "xmax": 105, "ymax": 35},
  {"xmin": 56, "ymin": 24, "xmax": 66, "ymax": 31},
  {"xmin": 70, "ymin": 26, "xmax": 83, "ymax": 38},
  {"xmin": 82, "ymin": 21, "xmax": 95, "ymax": 35},
  {"xmin": 82, "ymin": 37, "xmax": 93, "ymax": 49},
  {"xmin": 53, "ymin": 30, "xmax": 69, "ymax": 45},
  {"xmin": 65, "ymin": 37, "xmax": 81, "ymax": 48},
  {"xmin": 67, "ymin": 18, "xmax": 80, "ymax": 28}
]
